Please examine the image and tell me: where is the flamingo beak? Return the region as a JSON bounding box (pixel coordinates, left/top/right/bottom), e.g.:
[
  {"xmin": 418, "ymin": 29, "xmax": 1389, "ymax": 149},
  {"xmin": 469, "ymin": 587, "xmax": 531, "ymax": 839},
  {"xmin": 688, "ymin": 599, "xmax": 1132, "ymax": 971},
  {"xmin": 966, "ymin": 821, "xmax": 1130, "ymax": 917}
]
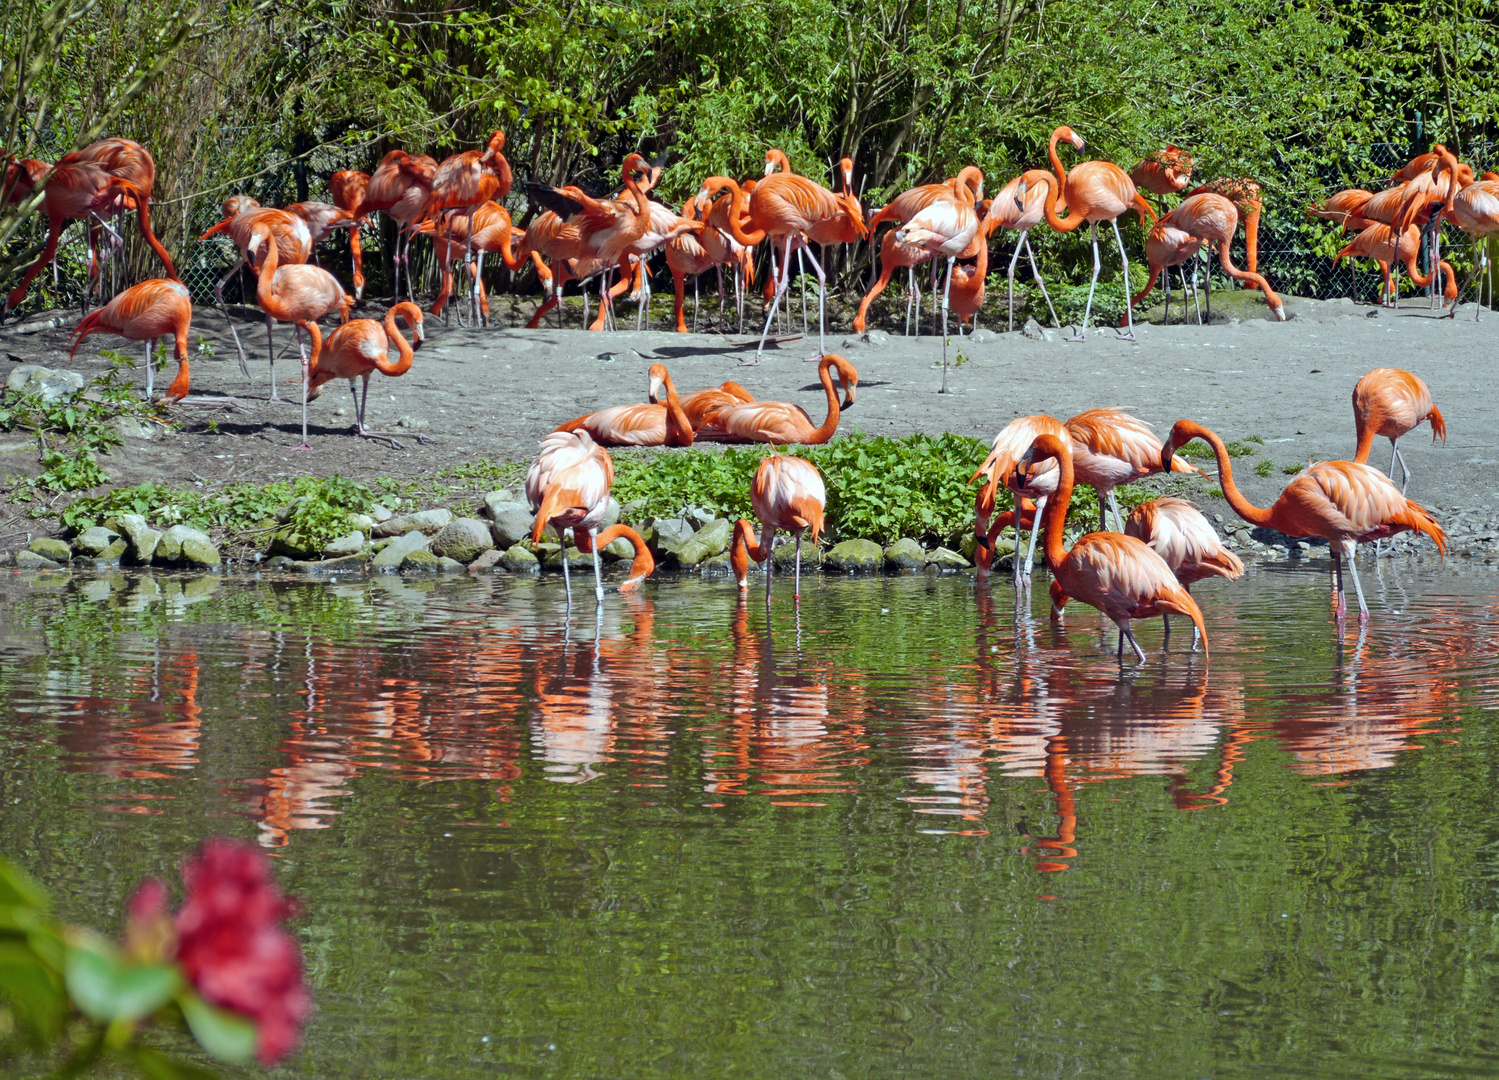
[
  {"xmin": 764, "ymin": 160, "xmax": 775, "ymax": 177},
  {"xmin": 1158, "ymin": 438, "xmax": 1175, "ymax": 473},
  {"xmin": 1073, "ymin": 134, "xmax": 1086, "ymax": 150},
  {"xmin": 1013, "ymin": 180, "xmax": 1027, "ymax": 211}
]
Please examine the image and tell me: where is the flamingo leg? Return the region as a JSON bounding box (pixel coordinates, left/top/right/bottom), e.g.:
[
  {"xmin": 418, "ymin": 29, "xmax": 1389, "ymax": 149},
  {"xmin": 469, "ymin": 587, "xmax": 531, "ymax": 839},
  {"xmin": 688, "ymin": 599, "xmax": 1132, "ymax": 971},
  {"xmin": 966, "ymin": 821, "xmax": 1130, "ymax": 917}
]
[
  {"xmin": 800, "ymin": 243, "xmax": 829, "ymax": 362},
  {"xmin": 1021, "ymin": 494, "xmax": 1046, "ymax": 591},
  {"xmin": 749, "ymin": 234, "xmax": 797, "ymax": 366},
  {"xmin": 905, "ymin": 265, "xmax": 917, "ymax": 336},
  {"xmin": 1162, "ymin": 614, "xmax": 1171, "ymax": 647},
  {"xmin": 473, "ymin": 250, "xmax": 486, "ymax": 327},
  {"xmin": 560, "ymin": 527, "xmax": 573, "ymax": 608},
  {"xmin": 212, "ymin": 257, "xmax": 252, "ymax": 379},
  {"xmin": 1187, "ymin": 265, "xmax": 1201, "ymax": 325},
  {"xmin": 1109, "ymin": 490, "xmax": 1123, "ymax": 533},
  {"xmin": 797, "ymin": 248, "xmax": 808, "ymax": 334},
  {"xmin": 1007, "ymin": 233, "xmax": 1023, "ymax": 331},
  {"xmin": 294, "ymin": 327, "xmax": 312, "ymax": 451},
  {"xmin": 143, "ymin": 338, "xmax": 154, "ymax": 401},
  {"xmin": 765, "ymin": 531, "xmax": 774, "ymax": 603},
  {"xmin": 1344, "ymin": 541, "xmax": 1370, "ymax": 623},
  {"xmin": 1123, "ymin": 623, "xmax": 1147, "ymax": 663},
  {"xmin": 590, "ymin": 528, "xmax": 604, "ymax": 605},
  {"xmin": 1393, "ymin": 441, "xmax": 1412, "ymax": 495},
  {"xmin": 1112, "ymin": 217, "xmax": 1135, "ymax": 341},
  {"xmin": 794, "ymin": 530, "xmax": 803, "ymax": 604},
  {"xmin": 939, "ymin": 255, "xmax": 955, "ymax": 392},
  {"xmin": 1068, "ymin": 222, "xmax": 1102, "ymax": 342},
  {"xmin": 1332, "ymin": 547, "xmax": 1347, "ymax": 620},
  {"xmin": 1024, "ymin": 234, "xmax": 1060, "ymax": 329}
]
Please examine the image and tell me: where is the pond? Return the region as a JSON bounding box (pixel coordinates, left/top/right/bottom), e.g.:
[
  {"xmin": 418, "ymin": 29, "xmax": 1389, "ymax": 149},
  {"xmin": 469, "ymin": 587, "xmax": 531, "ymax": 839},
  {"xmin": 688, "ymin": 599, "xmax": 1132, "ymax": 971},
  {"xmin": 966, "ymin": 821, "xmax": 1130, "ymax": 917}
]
[{"xmin": 3, "ymin": 558, "xmax": 1499, "ymax": 1078}]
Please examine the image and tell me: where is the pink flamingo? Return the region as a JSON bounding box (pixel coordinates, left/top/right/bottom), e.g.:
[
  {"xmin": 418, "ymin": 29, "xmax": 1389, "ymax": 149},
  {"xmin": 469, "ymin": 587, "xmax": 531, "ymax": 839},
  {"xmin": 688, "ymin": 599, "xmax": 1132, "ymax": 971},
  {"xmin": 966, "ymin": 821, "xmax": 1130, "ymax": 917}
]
[
  {"xmin": 1123, "ymin": 497, "xmax": 1243, "ymax": 650},
  {"xmin": 729, "ymin": 454, "xmax": 826, "ymax": 603},
  {"xmin": 985, "ymin": 169, "xmax": 1062, "ymax": 331},
  {"xmin": 1064, "ymin": 408, "xmax": 1204, "ymax": 531},
  {"xmin": 1128, "ymin": 193, "xmax": 1285, "ymax": 323},
  {"xmin": 1351, "ymin": 368, "xmax": 1446, "ymax": 493},
  {"xmin": 698, "ymin": 354, "xmax": 856, "ymax": 445},
  {"xmin": 554, "ymin": 363, "xmax": 694, "ymax": 447},
  {"xmin": 1424, "ymin": 149, "xmax": 1499, "ymax": 319},
  {"xmin": 329, "ymin": 170, "xmax": 369, "ymax": 301},
  {"xmin": 311, "ymin": 301, "xmax": 427, "ymax": 447},
  {"xmin": 895, "ymin": 171, "xmax": 981, "ymax": 390},
  {"xmin": 971, "ymin": 414, "xmax": 1070, "ymax": 590},
  {"xmin": 363, "ymin": 148, "xmax": 437, "ymax": 303},
  {"xmin": 69, "ymin": 279, "xmax": 192, "ymax": 401}
]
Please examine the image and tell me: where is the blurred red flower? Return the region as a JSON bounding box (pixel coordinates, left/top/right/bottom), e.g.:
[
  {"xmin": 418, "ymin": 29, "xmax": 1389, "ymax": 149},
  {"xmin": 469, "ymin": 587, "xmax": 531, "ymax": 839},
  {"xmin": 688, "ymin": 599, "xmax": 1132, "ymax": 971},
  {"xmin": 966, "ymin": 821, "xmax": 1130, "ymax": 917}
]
[{"xmin": 174, "ymin": 839, "xmax": 312, "ymax": 1065}]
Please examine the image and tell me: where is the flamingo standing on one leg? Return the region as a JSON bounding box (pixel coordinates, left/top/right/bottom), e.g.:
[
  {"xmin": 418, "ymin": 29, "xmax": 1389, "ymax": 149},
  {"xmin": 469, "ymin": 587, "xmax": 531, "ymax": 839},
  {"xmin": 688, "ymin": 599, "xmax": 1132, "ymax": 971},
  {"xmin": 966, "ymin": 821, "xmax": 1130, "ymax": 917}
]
[
  {"xmin": 1160, "ymin": 420, "xmax": 1448, "ymax": 624},
  {"xmin": 985, "ymin": 170, "xmax": 1062, "ymax": 332},
  {"xmin": 250, "ymin": 222, "xmax": 351, "ymax": 449},
  {"xmin": 1127, "ymin": 193, "xmax": 1285, "ymax": 323},
  {"xmin": 69, "ymin": 279, "xmax": 192, "ymax": 400},
  {"xmin": 528, "ymin": 429, "xmax": 655, "ymax": 606},
  {"xmin": 1014, "ymin": 433, "xmax": 1208, "ymax": 663},
  {"xmin": 554, "ymin": 363, "xmax": 695, "ymax": 447},
  {"xmin": 894, "ymin": 172, "xmax": 981, "ymax": 391},
  {"xmin": 1041, "ymin": 126, "xmax": 1156, "ymax": 341},
  {"xmin": 312, "ymin": 301, "xmax": 428, "ymax": 447},
  {"xmin": 1422, "ymin": 150, "xmax": 1499, "ymax": 319},
  {"xmin": 729, "ymin": 454, "xmax": 826, "ymax": 604},
  {"xmin": 1123, "ymin": 497, "xmax": 1243, "ymax": 650},
  {"xmin": 329, "ymin": 170, "xmax": 369, "ymax": 301},
  {"xmin": 1351, "ymin": 368, "xmax": 1446, "ymax": 493},
  {"xmin": 1186, "ymin": 177, "xmax": 1263, "ymax": 289},
  {"xmin": 971, "ymin": 414, "xmax": 1070, "ymax": 590},
  {"xmin": 362, "ymin": 148, "xmax": 437, "ymax": 304},
  {"xmin": 1063, "ymin": 408, "xmax": 1205, "ymax": 532},
  {"xmin": 697, "ymin": 354, "xmax": 857, "ymax": 445}
]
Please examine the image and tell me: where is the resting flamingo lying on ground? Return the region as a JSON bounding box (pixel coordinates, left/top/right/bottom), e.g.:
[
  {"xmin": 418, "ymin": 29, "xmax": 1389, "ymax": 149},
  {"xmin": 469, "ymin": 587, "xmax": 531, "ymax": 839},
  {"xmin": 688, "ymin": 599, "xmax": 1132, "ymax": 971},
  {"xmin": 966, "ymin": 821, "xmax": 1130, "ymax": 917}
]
[
  {"xmin": 679, "ymin": 381, "xmax": 755, "ymax": 430},
  {"xmin": 730, "ymin": 454, "xmax": 826, "ymax": 603},
  {"xmin": 1160, "ymin": 420, "xmax": 1447, "ymax": 624},
  {"xmin": 1351, "ymin": 368, "xmax": 1446, "ymax": 493},
  {"xmin": 554, "ymin": 363, "xmax": 694, "ymax": 447},
  {"xmin": 1015, "ymin": 433, "xmax": 1208, "ymax": 663},
  {"xmin": 697, "ymin": 353, "xmax": 856, "ymax": 444},
  {"xmin": 69, "ymin": 279, "xmax": 192, "ymax": 401},
  {"xmin": 312, "ymin": 301, "xmax": 427, "ymax": 448},
  {"xmin": 528, "ymin": 429, "xmax": 654, "ymax": 606}
]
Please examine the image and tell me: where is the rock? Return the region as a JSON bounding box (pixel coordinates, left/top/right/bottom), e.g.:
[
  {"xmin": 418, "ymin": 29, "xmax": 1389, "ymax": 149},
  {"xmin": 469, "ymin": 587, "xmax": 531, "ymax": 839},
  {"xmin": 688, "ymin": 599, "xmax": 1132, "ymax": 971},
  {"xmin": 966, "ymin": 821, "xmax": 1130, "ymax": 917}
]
[
  {"xmin": 262, "ymin": 555, "xmax": 296, "ymax": 569},
  {"xmin": 396, "ymin": 415, "xmax": 430, "ymax": 431},
  {"xmin": 268, "ymin": 528, "xmax": 322, "ymax": 560},
  {"xmin": 883, "ymin": 537, "xmax": 927, "ymax": 570},
  {"xmin": 401, "ymin": 549, "xmax": 440, "ymax": 571},
  {"xmin": 6, "ymin": 365, "xmax": 84, "ymax": 402},
  {"xmin": 468, "ymin": 549, "xmax": 504, "ymax": 572},
  {"xmin": 861, "ymin": 329, "xmax": 890, "ymax": 345},
  {"xmin": 275, "ymin": 497, "xmax": 308, "ymax": 524},
  {"xmin": 431, "ymin": 518, "xmax": 494, "ymax": 562},
  {"xmin": 600, "ymin": 498, "xmax": 621, "ymax": 531},
  {"xmin": 369, "ymin": 504, "xmax": 393, "ymax": 523},
  {"xmin": 770, "ymin": 539, "xmax": 822, "ymax": 569},
  {"xmin": 372, "ymin": 508, "xmax": 452, "ymax": 538},
  {"xmin": 968, "ymin": 327, "xmax": 997, "ymax": 343},
  {"xmin": 1021, "ymin": 317, "xmax": 1046, "ymax": 340},
  {"xmin": 482, "ymin": 489, "xmax": 525, "ymax": 520},
  {"xmin": 644, "ymin": 516, "xmax": 694, "ymax": 553},
  {"xmin": 491, "ymin": 506, "xmax": 537, "ymax": 548},
  {"xmin": 16, "ymin": 550, "xmax": 61, "ymax": 569},
  {"xmin": 0, "ymin": 552, "xmax": 11, "ymax": 567},
  {"xmin": 926, "ymin": 546, "xmax": 970, "ymax": 570},
  {"xmin": 602, "ymin": 536, "xmax": 634, "ymax": 561},
  {"xmin": 72, "ymin": 527, "xmax": 121, "ymax": 557},
  {"xmin": 346, "ymin": 512, "xmax": 375, "ymax": 532},
  {"xmin": 666, "ymin": 518, "xmax": 732, "ymax": 568},
  {"xmin": 543, "ymin": 546, "xmax": 592, "ymax": 571},
  {"xmin": 499, "ymin": 544, "xmax": 540, "ymax": 573},
  {"xmin": 156, "ymin": 525, "xmax": 219, "ymax": 568},
  {"xmin": 434, "ymin": 556, "xmax": 467, "ymax": 573},
  {"xmin": 288, "ymin": 552, "xmax": 369, "ymax": 575},
  {"xmin": 115, "ymin": 416, "xmax": 155, "ymax": 440},
  {"xmin": 699, "ymin": 552, "xmax": 733, "ymax": 572},
  {"xmin": 681, "ymin": 505, "xmax": 716, "ymax": 530},
  {"xmin": 824, "ymin": 538, "xmax": 883, "ymax": 572},
  {"xmin": 619, "ymin": 499, "xmax": 649, "ymax": 523},
  {"xmin": 322, "ymin": 531, "xmax": 368, "ymax": 558},
  {"xmin": 28, "ymin": 537, "xmax": 71, "ymax": 563},
  {"xmin": 371, "ymin": 530, "xmax": 430, "ymax": 571},
  {"xmin": 92, "ymin": 539, "xmax": 128, "ymax": 564}
]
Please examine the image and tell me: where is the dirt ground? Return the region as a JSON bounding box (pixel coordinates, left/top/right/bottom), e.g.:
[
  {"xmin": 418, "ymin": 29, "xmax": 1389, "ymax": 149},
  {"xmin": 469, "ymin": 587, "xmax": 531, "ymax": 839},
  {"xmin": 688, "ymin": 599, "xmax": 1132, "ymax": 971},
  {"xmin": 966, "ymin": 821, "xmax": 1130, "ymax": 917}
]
[{"xmin": 3, "ymin": 287, "xmax": 1495, "ymax": 533}]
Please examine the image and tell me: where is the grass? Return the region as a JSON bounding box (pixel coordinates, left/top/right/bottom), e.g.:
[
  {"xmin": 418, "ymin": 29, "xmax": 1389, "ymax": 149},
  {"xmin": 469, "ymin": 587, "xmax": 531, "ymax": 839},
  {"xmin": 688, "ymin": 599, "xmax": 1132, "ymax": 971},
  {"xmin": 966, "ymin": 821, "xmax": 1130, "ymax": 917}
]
[
  {"xmin": 1255, "ymin": 459, "xmax": 1276, "ymax": 477},
  {"xmin": 1177, "ymin": 438, "xmax": 1260, "ymax": 462}
]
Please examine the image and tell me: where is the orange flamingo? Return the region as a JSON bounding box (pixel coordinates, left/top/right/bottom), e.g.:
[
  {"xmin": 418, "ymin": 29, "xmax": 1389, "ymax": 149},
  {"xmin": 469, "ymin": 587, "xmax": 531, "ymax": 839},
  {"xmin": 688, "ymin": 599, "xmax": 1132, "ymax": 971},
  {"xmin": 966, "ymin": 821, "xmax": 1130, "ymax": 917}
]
[
  {"xmin": 4, "ymin": 138, "xmax": 177, "ymax": 316},
  {"xmin": 1129, "ymin": 214, "xmax": 1205, "ymax": 323},
  {"xmin": 1424, "ymin": 149, "xmax": 1499, "ymax": 319},
  {"xmin": 895, "ymin": 171, "xmax": 981, "ymax": 391},
  {"xmin": 985, "ymin": 170, "xmax": 1062, "ymax": 331},
  {"xmin": 948, "ymin": 228, "xmax": 988, "ymax": 336},
  {"xmin": 597, "ymin": 198, "xmax": 704, "ymax": 332},
  {"xmin": 666, "ymin": 194, "xmax": 753, "ymax": 333},
  {"xmin": 679, "ymin": 380, "xmax": 755, "ymax": 430},
  {"xmin": 527, "ymin": 429, "xmax": 654, "ymax": 606},
  {"xmin": 363, "ymin": 148, "xmax": 437, "ymax": 303},
  {"xmin": 312, "ymin": 301, "xmax": 427, "ymax": 447},
  {"xmin": 425, "ymin": 131, "xmax": 512, "ymax": 323},
  {"xmin": 1123, "ymin": 497, "xmax": 1244, "ymax": 649},
  {"xmin": 284, "ymin": 201, "xmax": 358, "ymax": 267},
  {"xmin": 1161, "ymin": 420, "xmax": 1448, "ymax": 623},
  {"xmin": 2, "ymin": 155, "xmax": 50, "ymax": 206},
  {"xmin": 1015, "ymin": 432, "xmax": 1208, "ymax": 663},
  {"xmin": 973, "ymin": 497, "xmax": 1039, "ymax": 579},
  {"xmin": 1129, "ymin": 146, "xmax": 1194, "ymax": 203},
  {"xmin": 1127, "ymin": 193, "xmax": 1284, "ymax": 322},
  {"xmin": 251, "ymin": 220, "xmax": 351, "ymax": 449},
  {"xmin": 554, "ymin": 363, "xmax": 694, "ymax": 447},
  {"xmin": 1307, "ymin": 188, "xmax": 1375, "ymax": 231},
  {"xmin": 1185, "ymin": 178, "xmax": 1262, "ymax": 287},
  {"xmin": 1064, "ymin": 408, "xmax": 1203, "ymax": 531},
  {"xmin": 971, "ymin": 414, "xmax": 1070, "ymax": 589},
  {"xmin": 69, "ymin": 279, "xmax": 192, "ymax": 400},
  {"xmin": 698, "ymin": 353, "xmax": 856, "ymax": 445},
  {"xmin": 697, "ymin": 155, "xmax": 867, "ymax": 364},
  {"xmin": 1333, "ymin": 223, "xmax": 1456, "ymax": 307},
  {"xmin": 1351, "ymin": 368, "xmax": 1446, "ymax": 493},
  {"xmin": 1041, "ymin": 126, "xmax": 1156, "ymax": 340},
  {"xmin": 730, "ymin": 454, "xmax": 826, "ymax": 603},
  {"xmin": 329, "ymin": 170, "xmax": 369, "ymax": 301},
  {"xmin": 413, "ymin": 201, "xmax": 516, "ymax": 322}
]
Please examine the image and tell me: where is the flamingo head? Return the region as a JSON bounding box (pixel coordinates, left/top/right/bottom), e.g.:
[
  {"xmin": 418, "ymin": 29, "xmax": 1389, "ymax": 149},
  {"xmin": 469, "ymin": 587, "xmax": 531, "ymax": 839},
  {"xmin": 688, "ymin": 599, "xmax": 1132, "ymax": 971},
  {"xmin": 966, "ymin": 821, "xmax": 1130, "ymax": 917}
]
[
  {"xmin": 764, "ymin": 148, "xmax": 790, "ymax": 176},
  {"xmin": 647, "ymin": 363, "xmax": 668, "ymax": 404},
  {"xmin": 411, "ymin": 310, "xmax": 425, "ymax": 348},
  {"xmin": 481, "ymin": 130, "xmax": 506, "ymax": 162},
  {"xmin": 839, "ymin": 157, "xmax": 855, "ymax": 194},
  {"xmin": 955, "ymin": 165, "xmax": 984, "ymax": 202},
  {"xmin": 621, "ymin": 153, "xmax": 649, "ymax": 185},
  {"xmin": 1056, "ymin": 126, "xmax": 1085, "ymax": 152}
]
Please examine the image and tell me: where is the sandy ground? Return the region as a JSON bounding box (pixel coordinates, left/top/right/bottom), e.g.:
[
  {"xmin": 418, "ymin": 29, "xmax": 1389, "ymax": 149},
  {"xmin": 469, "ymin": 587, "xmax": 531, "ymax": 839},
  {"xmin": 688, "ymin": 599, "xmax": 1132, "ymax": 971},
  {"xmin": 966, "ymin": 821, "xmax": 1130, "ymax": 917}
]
[{"xmin": 3, "ymin": 288, "xmax": 1495, "ymax": 536}]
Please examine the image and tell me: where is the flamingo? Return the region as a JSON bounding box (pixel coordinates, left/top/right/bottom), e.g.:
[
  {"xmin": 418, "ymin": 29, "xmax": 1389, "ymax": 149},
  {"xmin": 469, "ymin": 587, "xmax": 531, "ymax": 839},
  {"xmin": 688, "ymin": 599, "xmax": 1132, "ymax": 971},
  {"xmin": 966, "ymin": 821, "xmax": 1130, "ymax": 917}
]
[
  {"xmin": 703, "ymin": 186, "xmax": 759, "ymax": 333},
  {"xmin": 697, "ymin": 155, "xmax": 867, "ymax": 364},
  {"xmin": 596, "ymin": 198, "xmax": 704, "ymax": 332},
  {"xmin": 1123, "ymin": 497, "xmax": 1243, "ymax": 650},
  {"xmin": 1307, "ymin": 188, "xmax": 1375, "ymax": 231},
  {"xmin": 1129, "ymin": 214, "xmax": 1206, "ymax": 324},
  {"xmin": 1015, "ymin": 432, "xmax": 1208, "ymax": 663},
  {"xmin": 2, "ymin": 155, "xmax": 50, "ymax": 206},
  {"xmin": 1160, "ymin": 420, "xmax": 1448, "ymax": 623},
  {"xmin": 853, "ymin": 167, "xmax": 983, "ymax": 335},
  {"xmin": 554, "ymin": 363, "xmax": 694, "ymax": 447},
  {"xmin": 1424, "ymin": 149, "xmax": 1499, "ymax": 319},
  {"xmin": 1185, "ymin": 177, "xmax": 1262, "ymax": 288},
  {"xmin": 894, "ymin": 172, "xmax": 981, "ymax": 391},
  {"xmin": 3, "ymin": 138, "xmax": 177, "ymax": 317},
  {"xmin": 425, "ymin": 131, "xmax": 512, "ymax": 323},
  {"xmin": 312, "ymin": 301, "xmax": 427, "ymax": 448},
  {"xmin": 1128, "ymin": 146, "xmax": 1194, "ymax": 204},
  {"xmin": 1333, "ymin": 223, "xmax": 1456, "ymax": 307},
  {"xmin": 729, "ymin": 453, "xmax": 826, "ymax": 603},
  {"xmin": 362, "ymin": 148, "xmax": 436, "ymax": 303},
  {"xmin": 985, "ymin": 170, "xmax": 1062, "ymax": 332},
  {"xmin": 973, "ymin": 497, "xmax": 1039, "ymax": 578},
  {"xmin": 69, "ymin": 279, "xmax": 192, "ymax": 401},
  {"xmin": 947, "ymin": 227, "xmax": 988, "ymax": 336},
  {"xmin": 1040, "ymin": 126, "xmax": 1156, "ymax": 341},
  {"xmin": 698, "ymin": 353, "xmax": 856, "ymax": 445},
  {"xmin": 249, "ymin": 220, "xmax": 351, "ymax": 449},
  {"xmin": 679, "ymin": 380, "xmax": 755, "ymax": 430},
  {"xmin": 666, "ymin": 195, "xmax": 753, "ymax": 333},
  {"xmin": 284, "ymin": 202, "xmax": 359, "ymax": 266},
  {"xmin": 1063, "ymin": 408, "xmax": 1204, "ymax": 532},
  {"xmin": 1351, "ymin": 368, "xmax": 1446, "ymax": 493},
  {"xmin": 527, "ymin": 429, "xmax": 655, "ymax": 606},
  {"xmin": 329, "ymin": 170, "xmax": 369, "ymax": 301},
  {"xmin": 413, "ymin": 201, "xmax": 516, "ymax": 323},
  {"xmin": 971, "ymin": 414, "xmax": 1070, "ymax": 589},
  {"xmin": 1127, "ymin": 193, "xmax": 1285, "ymax": 322}
]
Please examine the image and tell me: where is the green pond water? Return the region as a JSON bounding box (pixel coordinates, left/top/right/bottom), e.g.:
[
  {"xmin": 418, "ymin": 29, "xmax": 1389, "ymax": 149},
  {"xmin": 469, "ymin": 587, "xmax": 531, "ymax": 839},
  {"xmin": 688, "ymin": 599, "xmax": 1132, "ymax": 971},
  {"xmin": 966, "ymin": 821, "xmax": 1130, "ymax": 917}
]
[{"xmin": 3, "ymin": 557, "xmax": 1499, "ymax": 1079}]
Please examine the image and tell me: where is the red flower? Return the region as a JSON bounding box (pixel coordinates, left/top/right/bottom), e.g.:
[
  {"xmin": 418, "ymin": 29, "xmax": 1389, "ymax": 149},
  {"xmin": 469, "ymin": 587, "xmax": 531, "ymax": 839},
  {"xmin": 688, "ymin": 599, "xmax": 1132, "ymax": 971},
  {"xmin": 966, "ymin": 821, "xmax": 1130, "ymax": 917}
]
[{"xmin": 174, "ymin": 839, "xmax": 312, "ymax": 1065}]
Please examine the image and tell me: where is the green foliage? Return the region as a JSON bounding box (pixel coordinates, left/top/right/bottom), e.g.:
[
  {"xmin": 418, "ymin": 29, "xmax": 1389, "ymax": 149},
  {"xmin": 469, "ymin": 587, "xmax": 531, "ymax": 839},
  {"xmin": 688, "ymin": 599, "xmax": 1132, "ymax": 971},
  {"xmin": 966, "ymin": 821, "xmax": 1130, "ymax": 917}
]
[
  {"xmin": 1177, "ymin": 439, "xmax": 1257, "ymax": 461},
  {"xmin": 1283, "ymin": 462, "xmax": 1305, "ymax": 475},
  {"xmin": 1255, "ymin": 459, "xmax": 1277, "ymax": 477}
]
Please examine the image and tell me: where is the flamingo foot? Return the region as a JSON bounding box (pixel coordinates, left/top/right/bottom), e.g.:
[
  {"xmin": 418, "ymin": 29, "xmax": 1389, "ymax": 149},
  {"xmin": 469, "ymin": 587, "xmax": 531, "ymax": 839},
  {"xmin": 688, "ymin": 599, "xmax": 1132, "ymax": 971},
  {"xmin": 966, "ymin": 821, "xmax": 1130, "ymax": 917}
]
[
  {"xmin": 1064, "ymin": 332, "xmax": 1086, "ymax": 343},
  {"xmin": 267, "ymin": 394, "xmax": 291, "ymax": 405},
  {"xmin": 737, "ymin": 357, "xmax": 762, "ymax": 367},
  {"xmin": 292, "ymin": 442, "xmax": 313, "ymax": 451},
  {"xmin": 1115, "ymin": 328, "xmax": 1136, "ymax": 341}
]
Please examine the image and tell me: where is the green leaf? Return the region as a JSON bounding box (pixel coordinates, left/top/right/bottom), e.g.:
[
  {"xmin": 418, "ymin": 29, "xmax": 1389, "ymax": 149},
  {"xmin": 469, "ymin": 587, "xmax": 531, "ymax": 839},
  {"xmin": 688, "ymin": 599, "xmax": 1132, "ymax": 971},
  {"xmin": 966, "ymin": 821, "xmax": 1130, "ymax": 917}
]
[
  {"xmin": 180, "ymin": 990, "xmax": 257, "ymax": 1064},
  {"xmin": 0, "ymin": 942, "xmax": 67, "ymax": 1042},
  {"xmin": 126, "ymin": 1046, "xmax": 222, "ymax": 1080},
  {"xmin": 0, "ymin": 857, "xmax": 49, "ymax": 910},
  {"xmin": 65, "ymin": 943, "xmax": 180, "ymax": 1022}
]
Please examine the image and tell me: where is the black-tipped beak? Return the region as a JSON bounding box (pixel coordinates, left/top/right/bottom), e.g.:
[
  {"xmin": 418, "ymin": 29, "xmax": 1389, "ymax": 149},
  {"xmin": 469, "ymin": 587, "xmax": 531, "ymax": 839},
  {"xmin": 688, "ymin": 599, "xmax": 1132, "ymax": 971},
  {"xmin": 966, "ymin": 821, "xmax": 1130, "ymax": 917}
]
[{"xmin": 1158, "ymin": 440, "xmax": 1174, "ymax": 473}]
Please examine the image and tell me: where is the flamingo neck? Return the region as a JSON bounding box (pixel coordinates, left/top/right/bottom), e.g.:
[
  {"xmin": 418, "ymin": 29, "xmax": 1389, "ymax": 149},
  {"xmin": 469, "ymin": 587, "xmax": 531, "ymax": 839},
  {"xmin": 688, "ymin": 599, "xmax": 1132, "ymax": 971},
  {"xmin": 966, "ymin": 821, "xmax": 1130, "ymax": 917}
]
[
  {"xmin": 708, "ymin": 177, "xmax": 766, "ymax": 247},
  {"xmin": 807, "ymin": 359, "xmax": 843, "ymax": 443},
  {"xmin": 1035, "ymin": 437, "xmax": 1073, "ymax": 574},
  {"xmin": 1043, "ymin": 132, "xmax": 1082, "ymax": 233},
  {"xmin": 377, "ymin": 305, "xmax": 417, "ymax": 376},
  {"xmin": 253, "ymin": 226, "xmax": 292, "ymax": 320},
  {"xmin": 661, "ymin": 373, "xmax": 693, "ymax": 445},
  {"xmin": 1179, "ymin": 421, "xmax": 1273, "ymax": 527}
]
